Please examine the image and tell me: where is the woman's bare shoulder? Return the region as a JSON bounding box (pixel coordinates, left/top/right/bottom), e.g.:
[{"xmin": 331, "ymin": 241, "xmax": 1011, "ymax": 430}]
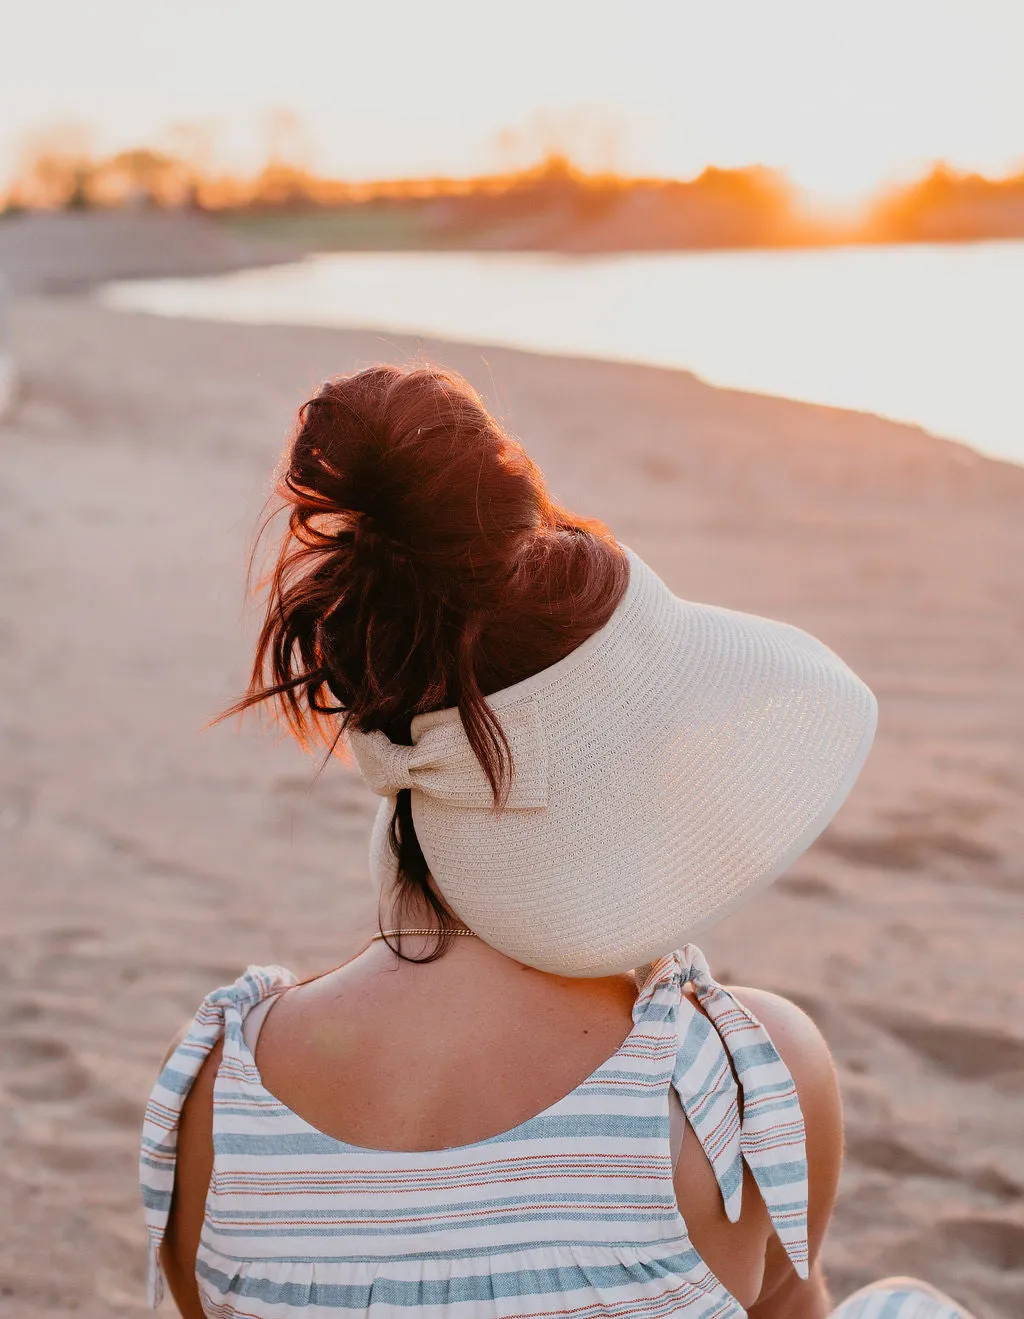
[
  {"xmin": 725, "ymin": 984, "xmax": 843, "ymax": 1176},
  {"xmin": 727, "ymin": 986, "xmax": 838, "ymax": 1087}
]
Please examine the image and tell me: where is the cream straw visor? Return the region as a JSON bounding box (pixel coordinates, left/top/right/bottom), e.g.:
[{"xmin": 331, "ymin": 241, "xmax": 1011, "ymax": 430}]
[{"xmin": 348, "ymin": 549, "xmax": 877, "ymax": 976}]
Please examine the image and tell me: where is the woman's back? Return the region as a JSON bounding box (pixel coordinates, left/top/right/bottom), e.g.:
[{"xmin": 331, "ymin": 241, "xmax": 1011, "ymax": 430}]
[
  {"xmin": 144, "ymin": 939, "xmax": 817, "ymax": 1318},
  {"xmin": 253, "ymin": 934, "xmax": 799, "ymax": 1308},
  {"xmin": 257, "ymin": 935, "xmax": 642, "ymax": 1154}
]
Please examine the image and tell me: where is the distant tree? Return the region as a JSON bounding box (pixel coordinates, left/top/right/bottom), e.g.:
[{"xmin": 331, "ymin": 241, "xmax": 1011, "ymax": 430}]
[
  {"xmin": 249, "ymin": 109, "xmax": 319, "ymax": 208},
  {"xmin": 105, "ymin": 148, "xmax": 185, "ymax": 207},
  {"xmin": 492, "ymin": 106, "xmax": 627, "ymax": 178},
  {"xmin": 263, "ymin": 108, "xmax": 315, "ymax": 172},
  {"xmin": 12, "ymin": 121, "xmax": 97, "ymax": 209},
  {"xmin": 864, "ymin": 164, "xmax": 1024, "ymax": 242},
  {"xmin": 166, "ymin": 120, "xmax": 220, "ymax": 209},
  {"xmin": 65, "ymin": 168, "xmax": 92, "ymax": 210}
]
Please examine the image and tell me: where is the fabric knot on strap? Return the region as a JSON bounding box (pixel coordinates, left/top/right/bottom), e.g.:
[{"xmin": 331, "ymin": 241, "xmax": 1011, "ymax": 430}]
[
  {"xmin": 139, "ymin": 964, "xmax": 296, "ymax": 1306},
  {"xmin": 347, "ymin": 699, "xmax": 548, "ymax": 809},
  {"xmin": 634, "ymin": 944, "xmax": 811, "ymax": 1280}
]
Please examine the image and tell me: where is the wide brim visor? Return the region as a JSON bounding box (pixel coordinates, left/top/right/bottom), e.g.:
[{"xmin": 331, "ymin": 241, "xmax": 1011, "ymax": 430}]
[{"xmin": 367, "ymin": 549, "xmax": 877, "ymax": 976}]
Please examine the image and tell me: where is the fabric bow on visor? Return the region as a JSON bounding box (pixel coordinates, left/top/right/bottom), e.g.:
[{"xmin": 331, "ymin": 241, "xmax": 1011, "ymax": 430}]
[{"xmin": 348, "ymin": 703, "xmax": 548, "ymax": 809}]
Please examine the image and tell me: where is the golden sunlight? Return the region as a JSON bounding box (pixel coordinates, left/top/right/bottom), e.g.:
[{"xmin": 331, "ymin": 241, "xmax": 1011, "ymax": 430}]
[{"xmin": 1, "ymin": 0, "xmax": 1022, "ymax": 205}]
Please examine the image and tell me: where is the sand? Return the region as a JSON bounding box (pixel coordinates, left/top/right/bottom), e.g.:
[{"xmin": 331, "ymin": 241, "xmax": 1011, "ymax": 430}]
[{"xmin": 0, "ymin": 215, "xmax": 1022, "ymax": 1319}]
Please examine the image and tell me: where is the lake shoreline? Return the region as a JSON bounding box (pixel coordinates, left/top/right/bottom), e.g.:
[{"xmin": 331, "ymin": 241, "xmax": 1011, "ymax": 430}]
[
  {"xmin": 4, "ymin": 211, "xmax": 1021, "ymax": 471},
  {"xmin": 98, "ymin": 236, "xmax": 1024, "ymax": 470},
  {"xmin": 0, "ymin": 209, "xmax": 303, "ymax": 296}
]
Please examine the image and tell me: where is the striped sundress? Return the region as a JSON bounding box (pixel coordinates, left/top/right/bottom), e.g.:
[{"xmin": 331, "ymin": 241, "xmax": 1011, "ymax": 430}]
[{"xmin": 140, "ymin": 945, "xmax": 970, "ymax": 1318}]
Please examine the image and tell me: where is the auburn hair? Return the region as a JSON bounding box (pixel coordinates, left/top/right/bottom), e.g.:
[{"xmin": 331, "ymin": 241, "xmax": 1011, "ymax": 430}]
[{"xmin": 228, "ymin": 364, "xmax": 628, "ymax": 957}]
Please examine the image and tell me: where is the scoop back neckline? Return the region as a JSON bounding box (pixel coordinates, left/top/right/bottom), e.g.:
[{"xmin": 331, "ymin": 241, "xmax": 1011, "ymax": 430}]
[{"xmin": 233, "ymin": 983, "xmax": 659, "ymax": 1159}]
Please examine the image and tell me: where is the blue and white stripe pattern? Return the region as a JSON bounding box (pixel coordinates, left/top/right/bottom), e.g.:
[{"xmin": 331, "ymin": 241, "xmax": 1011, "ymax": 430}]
[
  {"xmin": 831, "ymin": 1279, "xmax": 974, "ymax": 1319},
  {"xmin": 140, "ymin": 947, "xmax": 962, "ymax": 1318}
]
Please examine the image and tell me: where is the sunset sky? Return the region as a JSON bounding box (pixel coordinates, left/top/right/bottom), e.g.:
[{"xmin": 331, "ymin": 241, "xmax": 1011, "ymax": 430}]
[{"xmin": 3, "ymin": 0, "xmax": 1022, "ymax": 208}]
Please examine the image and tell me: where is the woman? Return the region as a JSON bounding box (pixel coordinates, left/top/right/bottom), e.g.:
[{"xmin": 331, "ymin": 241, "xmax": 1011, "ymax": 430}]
[{"xmin": 141, "ymin": 365, "xmax": 971, "ymax": 1319}]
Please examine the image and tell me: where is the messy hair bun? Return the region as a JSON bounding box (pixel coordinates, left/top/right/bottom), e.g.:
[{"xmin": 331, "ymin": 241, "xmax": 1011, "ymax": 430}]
[{"xmin": 231, "ymin": 364, "xmax": 627, "ymax": 950}]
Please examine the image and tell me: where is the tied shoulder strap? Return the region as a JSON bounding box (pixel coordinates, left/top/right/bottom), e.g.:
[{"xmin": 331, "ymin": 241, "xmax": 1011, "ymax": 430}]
[
  {"xmin": 634, "ymin": 944, "xmax": 810, "ymax": 1279},
  {"xmin": 139, "ymin": 964, "xmax": 297, "ymax": 1307}
]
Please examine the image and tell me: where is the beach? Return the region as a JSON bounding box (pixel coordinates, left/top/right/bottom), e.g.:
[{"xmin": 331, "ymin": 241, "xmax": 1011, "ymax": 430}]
[{"xmin": 1, "ymin": 215, "xmax": 1022, "ymax": 1319}]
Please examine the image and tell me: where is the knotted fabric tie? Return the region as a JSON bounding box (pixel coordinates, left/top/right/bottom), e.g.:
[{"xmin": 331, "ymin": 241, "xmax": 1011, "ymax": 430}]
[
  {"xmin": 634, "ymin": 944, "xmax": 810, "ymax": 1279},
  {"xmin": 346, "ymin": 698, "xmax": 548, "ymax": 809},
  {"xmin": 140, "ymin": 966, "xmax": 297, "ymax": 1306}
]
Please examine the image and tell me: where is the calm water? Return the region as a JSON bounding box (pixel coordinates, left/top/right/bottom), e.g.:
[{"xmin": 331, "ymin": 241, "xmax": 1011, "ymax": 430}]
[{"xmin": 101, "ymin": 242, "xmax": 1024, "ymax": 467}]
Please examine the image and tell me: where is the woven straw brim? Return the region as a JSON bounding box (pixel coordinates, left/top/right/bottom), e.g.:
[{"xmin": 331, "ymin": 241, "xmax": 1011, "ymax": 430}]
[{"xmin": 367, "ymin": 550, "xmax": 877, "ymax": 976}]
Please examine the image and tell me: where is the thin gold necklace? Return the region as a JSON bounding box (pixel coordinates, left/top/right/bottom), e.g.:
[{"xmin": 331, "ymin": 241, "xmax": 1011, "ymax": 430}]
[{"xmin": 370, "ymin": 928, "xmax": 477, "ymax": 941}]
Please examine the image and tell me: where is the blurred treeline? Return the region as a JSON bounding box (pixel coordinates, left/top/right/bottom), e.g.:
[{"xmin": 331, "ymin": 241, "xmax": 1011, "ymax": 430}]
[{"xmin": 5, "ymin": 120, "xmax": 1024, "ymax": 252}]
